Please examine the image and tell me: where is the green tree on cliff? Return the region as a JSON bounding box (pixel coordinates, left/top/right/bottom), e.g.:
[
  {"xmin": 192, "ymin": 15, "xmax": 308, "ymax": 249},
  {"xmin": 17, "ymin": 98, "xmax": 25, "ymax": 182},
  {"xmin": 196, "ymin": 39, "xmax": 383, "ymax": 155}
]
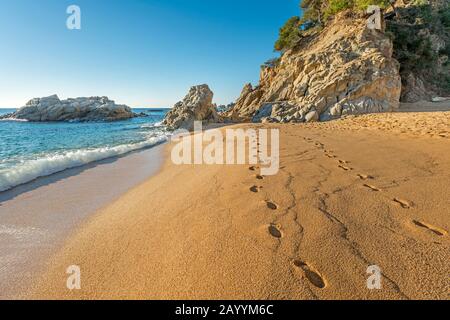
[
  {"xmin": 274, "ymin": 0, "xmax": 396, "ymax": 52},
  {"xmin": 274, "ymin": 16, "xmax": 302, "ymax": 52},
  {"xmin": 274, "ymin": 0, "xmax": 325, "ymax": 52}
]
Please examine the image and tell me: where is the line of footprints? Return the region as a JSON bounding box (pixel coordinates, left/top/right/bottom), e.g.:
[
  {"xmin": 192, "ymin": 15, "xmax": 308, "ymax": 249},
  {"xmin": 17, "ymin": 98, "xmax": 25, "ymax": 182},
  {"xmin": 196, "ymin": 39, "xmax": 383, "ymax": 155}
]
[
  {"xmin": 248, "ymin": 145, "xmax": 327, "ymax": 289},
  {"xmin": 306, "ymin": 137, "xmax": 448, "ymax": 238},
  {"xmin": 246, "ymin": 137, "xmax": 448, "ymax": 290}
]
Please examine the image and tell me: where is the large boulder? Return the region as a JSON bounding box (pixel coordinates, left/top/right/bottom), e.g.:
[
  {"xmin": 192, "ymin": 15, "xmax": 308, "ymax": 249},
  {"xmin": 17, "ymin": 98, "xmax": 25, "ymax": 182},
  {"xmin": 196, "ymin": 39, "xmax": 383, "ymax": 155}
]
[
  {"xmin": 163, "ymin": 84, "xmax": 219, "ymax": 130},
  {"xmin": 1, "ymin": 95, "xmax": 136, "ymax": 122},
  {"xmin": 225, "ymin": 11, "xmax": 402, "ymax": 123}
]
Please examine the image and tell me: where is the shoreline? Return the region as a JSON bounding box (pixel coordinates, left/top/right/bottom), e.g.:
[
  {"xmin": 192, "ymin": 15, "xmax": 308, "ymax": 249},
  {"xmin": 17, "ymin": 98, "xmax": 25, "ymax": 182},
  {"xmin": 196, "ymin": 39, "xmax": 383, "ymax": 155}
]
[
  {"xmin": 0, "ymin": 144, "xmax": 166, "ymax": 299},
  {"xmin": 25, "ymin": 111, "xmax": 450, "ymax": 300}
]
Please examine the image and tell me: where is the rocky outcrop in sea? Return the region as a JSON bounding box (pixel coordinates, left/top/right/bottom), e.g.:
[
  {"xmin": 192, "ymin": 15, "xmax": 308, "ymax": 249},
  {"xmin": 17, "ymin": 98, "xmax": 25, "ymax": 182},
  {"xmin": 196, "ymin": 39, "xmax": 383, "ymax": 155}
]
[
  {"xmin": 0, "ymin": 95, "xmax": 137, "ymax": 122},
  {"xmin": 162, "ymin": 84, "xmax": 219, "ymax": 130}
]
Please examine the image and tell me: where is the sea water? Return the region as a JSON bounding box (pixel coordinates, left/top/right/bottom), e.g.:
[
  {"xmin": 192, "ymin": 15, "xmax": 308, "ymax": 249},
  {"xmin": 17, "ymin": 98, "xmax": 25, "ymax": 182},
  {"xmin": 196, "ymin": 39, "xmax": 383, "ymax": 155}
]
[{"xmin": 0, "ymin": 108, "xmax": 169, "ymax": 192}]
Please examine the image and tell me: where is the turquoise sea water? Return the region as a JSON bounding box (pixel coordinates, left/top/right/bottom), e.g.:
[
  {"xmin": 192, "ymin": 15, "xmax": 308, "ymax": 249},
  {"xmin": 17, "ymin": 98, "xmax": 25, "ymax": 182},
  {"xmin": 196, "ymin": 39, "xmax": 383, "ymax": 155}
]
[{"xmin": 0, "ymin": 108, "xmax": 169, "ymax": 192}]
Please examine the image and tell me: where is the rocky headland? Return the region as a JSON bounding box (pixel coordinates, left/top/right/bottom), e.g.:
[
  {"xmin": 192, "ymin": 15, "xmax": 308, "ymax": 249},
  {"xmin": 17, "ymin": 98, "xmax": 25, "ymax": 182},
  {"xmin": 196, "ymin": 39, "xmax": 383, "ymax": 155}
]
[
  {"xmin": 1, "ymin": 95, "xmax": 137, "ymax": 122},
  {"xmin": 228, "ymin": 12, "xmax": 401, "ymax": 123}
]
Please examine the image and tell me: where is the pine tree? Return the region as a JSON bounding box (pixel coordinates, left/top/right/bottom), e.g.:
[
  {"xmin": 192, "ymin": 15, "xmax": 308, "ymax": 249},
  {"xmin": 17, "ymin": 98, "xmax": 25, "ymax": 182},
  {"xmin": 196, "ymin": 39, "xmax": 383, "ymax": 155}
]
[
  {"xmin": 300, "ymin": 0, "xmax": 327, "ymax": 25},
  {"xmin": 274, "ymin": 17, "xmax": 302, "ymax": 52}
]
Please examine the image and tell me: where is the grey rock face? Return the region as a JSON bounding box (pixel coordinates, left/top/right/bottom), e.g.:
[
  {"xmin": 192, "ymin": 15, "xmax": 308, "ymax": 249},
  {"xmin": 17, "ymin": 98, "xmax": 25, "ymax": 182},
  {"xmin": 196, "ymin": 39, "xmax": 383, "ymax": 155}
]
[
  {"xmin": 217, "ymin": 103, "xmax": 235, "ymax": 113},
  {"xmin": 305, "ymin": 110, "xmax": 319, "ymax": 123},
  {"xmin": 252, "ymin": 103, "xmax": 273, "ymax": 123},
  {"xmin": 2, "ymin": 95, "xmax": 135, "ymax": 122},
  {"xmin": 162, "ymin": 84, "xmax": 219, "ymax": 130},
  {"xmin": 322, "ymin": 96, "xmax": 391, "ymax": 120}
]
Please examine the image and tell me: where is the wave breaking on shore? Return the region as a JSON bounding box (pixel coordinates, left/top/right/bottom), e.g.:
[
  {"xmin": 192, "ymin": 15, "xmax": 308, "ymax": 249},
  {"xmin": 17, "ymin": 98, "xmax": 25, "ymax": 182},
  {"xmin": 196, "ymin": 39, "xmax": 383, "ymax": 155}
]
[{"xmin": 0, "ymin": 134, "xmax": 168, "ymax": 193}]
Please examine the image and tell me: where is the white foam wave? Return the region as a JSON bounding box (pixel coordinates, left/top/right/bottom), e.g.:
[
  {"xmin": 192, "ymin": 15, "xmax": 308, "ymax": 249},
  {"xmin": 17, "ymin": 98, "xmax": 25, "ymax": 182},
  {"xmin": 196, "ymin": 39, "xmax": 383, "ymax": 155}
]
[
  {"xmin": 0, "ymin": 118, "xmax": 28, "ymax": 122},
  {"xmin": 140, "ymin": 121, "xmax": 164, "ymax": 128},
  {"xmin": 0, "ymin": 135, "xmax": 168, "ymax": 192}
]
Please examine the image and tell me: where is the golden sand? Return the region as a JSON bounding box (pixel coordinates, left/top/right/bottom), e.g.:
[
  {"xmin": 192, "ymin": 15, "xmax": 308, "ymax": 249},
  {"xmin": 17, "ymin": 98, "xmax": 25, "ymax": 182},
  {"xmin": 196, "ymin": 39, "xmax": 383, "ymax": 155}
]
[{"xmin": 28, "ymin": 111, "xmax": 450, "ymax": 300}]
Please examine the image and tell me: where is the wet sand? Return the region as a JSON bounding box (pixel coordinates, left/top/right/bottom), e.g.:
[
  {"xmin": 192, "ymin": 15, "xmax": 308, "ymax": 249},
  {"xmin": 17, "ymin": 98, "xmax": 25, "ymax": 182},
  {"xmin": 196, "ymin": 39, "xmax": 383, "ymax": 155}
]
[
  {"xmin": 0, "ymin": 145, "xmax": 165, "ymax": 299},
  {"xmin": 26, "ymin": 110, "xmax": 450, "ymax": 300}
]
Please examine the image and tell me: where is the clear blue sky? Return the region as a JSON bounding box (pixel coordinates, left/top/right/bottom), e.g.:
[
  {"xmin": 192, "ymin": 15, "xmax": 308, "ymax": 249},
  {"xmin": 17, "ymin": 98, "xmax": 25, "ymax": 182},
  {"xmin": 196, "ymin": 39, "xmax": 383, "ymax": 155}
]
[{"xmin": 0, "ymin": 0, "xmax": 300, "ymax": 108}]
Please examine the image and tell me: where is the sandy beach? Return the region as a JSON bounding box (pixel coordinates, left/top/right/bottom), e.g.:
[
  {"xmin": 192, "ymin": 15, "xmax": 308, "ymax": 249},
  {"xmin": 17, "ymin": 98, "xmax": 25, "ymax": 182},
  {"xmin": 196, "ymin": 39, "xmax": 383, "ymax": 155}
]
[
  {"xmin": 25, "ymin": 108, "xmax": 450, "ymax": 300},
  {"xmin": 0, "ymin": 145, "xmax": 164, "ymax": 299}
]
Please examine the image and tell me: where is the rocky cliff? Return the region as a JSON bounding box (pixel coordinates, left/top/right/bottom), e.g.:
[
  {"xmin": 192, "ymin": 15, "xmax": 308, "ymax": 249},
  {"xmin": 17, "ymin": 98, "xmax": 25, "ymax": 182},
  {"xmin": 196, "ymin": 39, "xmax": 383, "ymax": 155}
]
[
  {"xmin": 226, "ymin": 11, "xmax": 402, "ymax": 123},
  {"xmin": 1, "ymin": 95, "xmax": 136, "ymax": 122}
]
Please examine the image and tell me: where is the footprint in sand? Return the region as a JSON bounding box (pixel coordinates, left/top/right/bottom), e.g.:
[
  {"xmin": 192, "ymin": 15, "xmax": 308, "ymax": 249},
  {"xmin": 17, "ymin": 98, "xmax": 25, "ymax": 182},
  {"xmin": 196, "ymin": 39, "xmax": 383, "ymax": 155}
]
[
  {"xmin": 268, "ymin": 224, "xmax": 282, "ymax": 238},
  {"xmin": 413, "ymin": 220, "xmax": 447, "ymax": 236},
  {"xmin": 256, "ymin": 175, "xmax": 264, "ymax": 180},
  {"xmin": 393, "ymin": 198, "xmax": 412, "ymax": 209},
  {"xmin": 357, "ymin": 174, "xmax": 374, "ymax": 180},
  {"xmin": 250, "ymin": 186, "xmax": 262, "ymax": 193},
  {"xmin": 293, "ymin": 260, "xmax": 326, "ymax": 289},
  {"xmin": 266, "ymin": 201, "xmax": 278, "ymax": 210},
  {"xmin": 249, "ymin": 166, "xmax": 258, "ymax": 171},
  {"xmin": 363, "ymin": 184, "xmax": 381, "ymax": 192},
  {"xmin": 338, "ymin": 165, "xmax": 353, "ymax": 171},
  {"xmin": 338, "ymin": 160, "xmax": 350, "ymax": 165}
]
